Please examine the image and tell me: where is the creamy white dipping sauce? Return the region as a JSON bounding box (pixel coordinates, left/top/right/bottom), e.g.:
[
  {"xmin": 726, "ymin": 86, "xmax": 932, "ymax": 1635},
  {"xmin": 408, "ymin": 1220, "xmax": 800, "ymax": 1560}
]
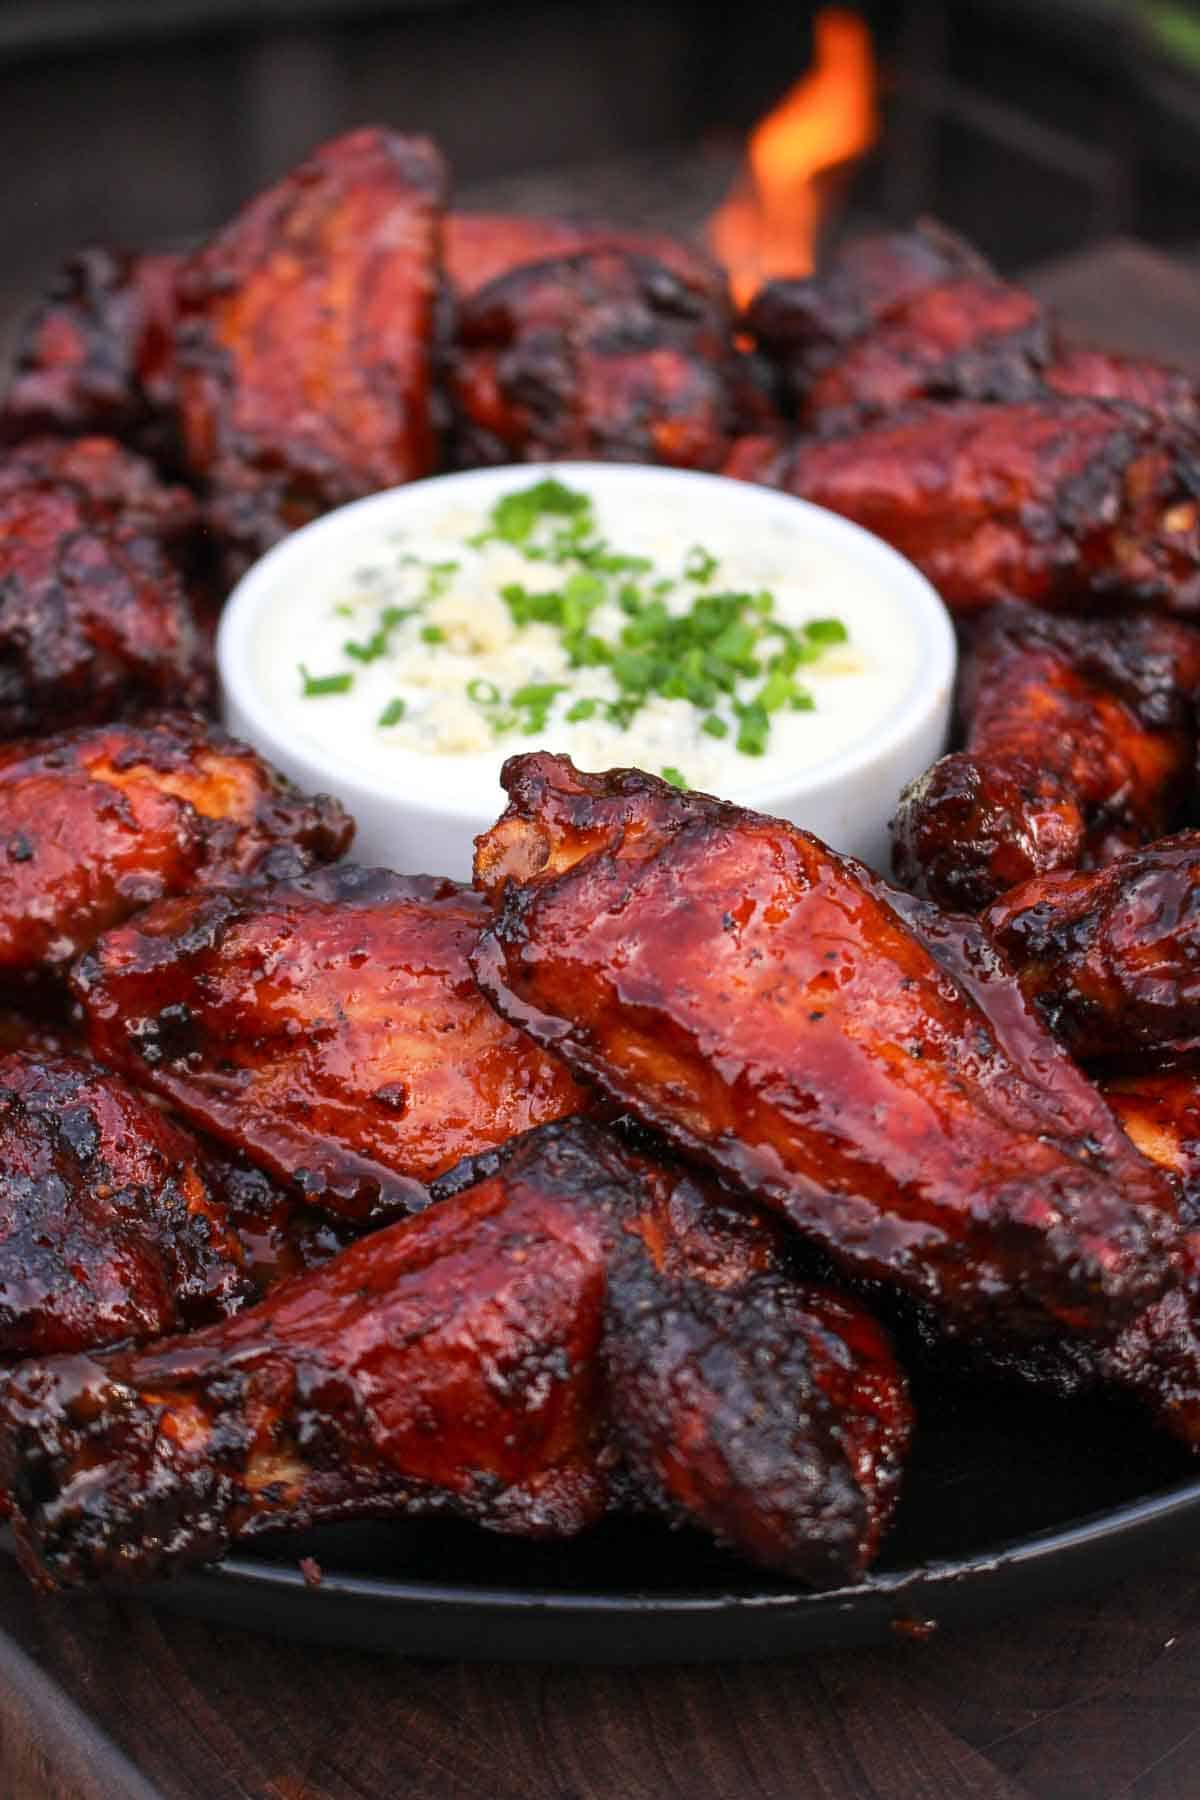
[{"xmin": 253, "ymin": 474, "xmax": 919, "ymax": 802}]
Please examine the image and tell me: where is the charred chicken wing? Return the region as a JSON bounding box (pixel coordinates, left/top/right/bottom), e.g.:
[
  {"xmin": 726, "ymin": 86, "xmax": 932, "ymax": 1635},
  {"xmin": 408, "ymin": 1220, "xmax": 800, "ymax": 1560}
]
[
  {"xmin": 472, "ymin": 754, "xmax": 1177, "ymax": 1340},
  {"xmin": 444, "ymin": 212, "xmax": 721, "ymax": 297},
  {"xmin": 0, "ymin": 714, "xmax": 351, "ymax": 975},
  {"xmin": 983, "ymin": 833, "xmax": 1200, "ymax": 1061},
  {"xmin": 727, "ymin": 398, "xmax": 1200, "ymax": 615},
  {"xmin": 797, "ymin": 276, "xmax": 1050, "ymax": 430},
  {"xmin": 0, "ymin": 1050, "xmax": 248, "ymax": 1361},
  {"xmin": 0, "ymin": 1117, "xmax": 912, "ymax": 1589},
  {"xmin": 174, "ymin": 127, "xmax": 446, "ymax": 574},
  {"xmin": 1, "ymin": 249, "xmax": 181, "ymax": 451},
  {"xmin": 892, "ymin": 605, "xmax": 1200, "ymax": 910},
  {"xmin": 1043, "ymin": 346, "xmax": 1200, "ymax": 428},
  {"xmin": 449, "ymin": 247, "xmax": 734, "ymax": 470},
  {"xmin": 73, "ymin": 865, "xmax": 589, "ymax": 1219},
  {"xmin": 742, "ymin": 221, "xmax": 987, "ymax": 415}
]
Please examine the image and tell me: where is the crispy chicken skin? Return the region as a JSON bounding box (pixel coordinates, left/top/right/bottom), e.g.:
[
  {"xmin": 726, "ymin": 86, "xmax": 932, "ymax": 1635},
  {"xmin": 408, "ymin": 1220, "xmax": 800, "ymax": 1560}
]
[
  {"xmin": 0, "ymin": 434, "xmax": 197, "ymax": 541},
  {"xmin": 892, "ymin": 605, "xmax": 1200, "ymax": 910},
  {"xmin": 797, "ymin": 276, "xmax": 1050, "ymax": 430},
  {"xmin": 0, "ymin": 249, "xmax": 181, "ymax": 450},
  {"xmin": 742, "ymin": 221, "xmax": 987, "ymax": 413},
  {"xmin": 726, "ymin": 398, "xmax": 1200, "ymax": 615},
  {"xmin": 0, "ymin": 1118, "xmax": 911, "ymax": 1590},
  {"xmin": 72, "ymin": 865, "xmax": 590, "ymax": 1220},
  {"xmin": 983, "ymin": 833, "xmax": 1200, "ymax": 1061},
  {"xmin": 449, "ymin": 248, "xmax": 734, "ymax": 470},
  {"xmin": 174, "ymin": 127, "xmax": 445, "ymax": 573},
  {"xmin": 0, "ymin": 1050, "xmax": 249, "ymax": 1362},
  {"xmin": 0, "ymin": 714, "xmax": 351, "ymax": 975},
  {"xmin": 472, "ymin": 754, "xmax": 1177, "ymax": 1340}
]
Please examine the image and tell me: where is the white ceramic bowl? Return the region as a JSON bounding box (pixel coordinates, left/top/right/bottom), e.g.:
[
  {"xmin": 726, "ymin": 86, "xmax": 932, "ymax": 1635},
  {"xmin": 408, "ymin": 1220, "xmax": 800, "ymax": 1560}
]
[{"xmin": 218, "ymin": 463, "xmax": 956, "ymax": 879}]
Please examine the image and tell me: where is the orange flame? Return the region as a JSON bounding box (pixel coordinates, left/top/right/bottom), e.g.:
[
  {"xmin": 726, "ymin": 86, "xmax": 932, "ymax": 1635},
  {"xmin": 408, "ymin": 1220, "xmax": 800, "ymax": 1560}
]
[{"xmin": 709, "ymin": 9, "xmax": 877, "ymax": 308}]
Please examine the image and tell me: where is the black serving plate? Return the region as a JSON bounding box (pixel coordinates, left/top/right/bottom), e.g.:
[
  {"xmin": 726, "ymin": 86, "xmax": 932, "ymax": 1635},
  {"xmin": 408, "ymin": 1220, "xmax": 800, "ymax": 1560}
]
[{"xmin": 116, "ymin": 1374, "xmax": 1200, "ymax": 1662}]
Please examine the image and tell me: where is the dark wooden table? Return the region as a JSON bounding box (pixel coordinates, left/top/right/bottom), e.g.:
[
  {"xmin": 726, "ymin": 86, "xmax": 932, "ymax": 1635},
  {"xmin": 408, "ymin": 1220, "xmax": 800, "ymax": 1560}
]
[{"xmin": 5, "ymin": 242, "xmax": 1200, "ymax": 1800}]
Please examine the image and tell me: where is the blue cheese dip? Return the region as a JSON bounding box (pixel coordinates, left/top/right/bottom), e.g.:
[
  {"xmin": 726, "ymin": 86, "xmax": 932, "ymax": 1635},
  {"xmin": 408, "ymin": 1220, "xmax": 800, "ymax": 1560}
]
[{"xmin": 253, "ymin": 473, "xmax": 919, "ymax": 798}]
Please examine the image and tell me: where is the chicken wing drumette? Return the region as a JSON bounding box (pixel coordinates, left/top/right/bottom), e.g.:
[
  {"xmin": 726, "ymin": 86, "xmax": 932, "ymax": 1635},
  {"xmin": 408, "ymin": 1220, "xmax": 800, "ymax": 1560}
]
[
  {"xmin": 983, "ymin": 833, "xmax": 1200, "ymax": 1062},
  {"xmin": 73, "ymin": 865, "xmax": 590, "ymax": 1220},
  {"xmin": 472, "ymin": 754, "xmax": 1177, "ymax": 1341},
  {"xmin": 173, "ymin": 127, "xmax": 446, "ymax": 576},
  {"xmin": 0, "ymin": 249, "xmax": 181, "ymax": 453},
  {"xmin": 0, "ymin": 1119, "xmax": 912, "ymax": 1591},
  {"xmin": 0, "ymin": 713, "xmax": 351, "ymax": 976},
  {"xmin": 726, "ymin": 398, "xmax": 1200, "ymax": 615},
  {"xmin": 892, "ymin": 605, "xmax": 1200, "ymax": 910},
  {"xmin": 449, "ymin": 247, "xmax": 734, "ymax": 471},
  {"xmin": 0, "ymin": 1049, "xmax": 249, "ymax": 1361}
]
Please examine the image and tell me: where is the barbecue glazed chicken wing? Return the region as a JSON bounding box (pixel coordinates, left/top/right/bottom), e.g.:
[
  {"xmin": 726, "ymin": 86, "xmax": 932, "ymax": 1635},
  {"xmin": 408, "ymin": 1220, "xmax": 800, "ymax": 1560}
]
[
  {"xmin": 73, "ymin": 865, "xmax": 590, "ymax": 1219},
  {"xmin": 726, "ymin": 398, "xmax": 1200, "ymax": 614},
  {"xmin": 892, "ymin": 605, "xmax": 1200, "ymax": 910},
  {"xmin": 0, "ymin": 1050, "xmax": 249, "ymax": 1362},
  {"xmin": 0, "ymin": 249, "xmax": 181, "ymax": 452},
  {"xmin": 444, "ymin": 213, "xmax": 722, "ymax": 298},
  {"xmin": 983, "ymin": 833, "xmax": 1200, "ymax": 1062},
  {"xmin": 1043, "ymin": 346, "xmax": 1200, "ymax": 427},
  {"xmin": 0, "ymin": 714, "xmax": 350, "ymax": 975},
  {"xmin": 0, "ymin": 1119, "xmax": 912, "ymax": 1590},
  {"xmin": 794, "ymin": 276, "xmax": 1050, "ymax": 430},
  {"xmin": 472, "ymin": 754, "xmax": 1177, "ymax": 1340},
  {"xmin": 449, "ymin": 248, "xmax": 734, "ymax": 471},
  {"xmin": 742, "ymin": 221, "xmax": 987, "ymax": 416},
  {"xmin": 174, "ymin": 127, "xmax": 445, "ymax": 575},
  {"xmin": 0, "ymin": 437, "xmax": 212, "ymax": 736}
]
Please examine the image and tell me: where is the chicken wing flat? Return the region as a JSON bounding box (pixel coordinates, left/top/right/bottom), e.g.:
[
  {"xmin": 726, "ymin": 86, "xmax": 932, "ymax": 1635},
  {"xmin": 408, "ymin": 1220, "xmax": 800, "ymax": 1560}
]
[
  {"xmin": 0, "ymin": 1050, "xmax": 249, "ymax": 1361},
  {"xmin": 797, "ymin": 276, "xmax": 1050, "ymax": 431},
  {"xmin": 0, "ymin": 1117, "xmax": 912, "ymax": 1590},
  {"xmin": 1044, "ymin": 346, "xmax": 1200, "ymax": 428},
  {"xmin": 0, "ymin": 249, "xmax": 180, "ymax": 452},
  {"xmin": 449, "ymin": 248, "xmax": 734, "ymax": 471},
  {"xmin": 0, "ymin": 714, "xmax": 351, "ymax": 975},
  {"xmin": 472, "ymin": 754, "xmax": 1177, "ymax": 1339},
  {"xmin": 892, "ymin": 605, "xmax": 1200, "ymax": 910},
  {"xmin": 727, "ymin": 398, "xmax": 1200, "ymax": 615},
  {"xmin": 983, "ymin": 833, "xmax": 1200, "ymax": 1062},
  {"xmin": 174, "ymin": 127, "xmax": 445, "ymax": 574},
  {"xmin": 72, "ymin": 865, "xmax": 590, "ymax": 1219},
  {"xmin": 742, "ymin": 221, "xmax": 987, "ymax": 414}
]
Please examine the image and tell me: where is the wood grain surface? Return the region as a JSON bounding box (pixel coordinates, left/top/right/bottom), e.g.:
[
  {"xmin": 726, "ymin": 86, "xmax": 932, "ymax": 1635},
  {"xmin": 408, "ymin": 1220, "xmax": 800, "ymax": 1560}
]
[{"xmin": 4, "ymin": 243, "xmax": 1200, "ymax": 1800}]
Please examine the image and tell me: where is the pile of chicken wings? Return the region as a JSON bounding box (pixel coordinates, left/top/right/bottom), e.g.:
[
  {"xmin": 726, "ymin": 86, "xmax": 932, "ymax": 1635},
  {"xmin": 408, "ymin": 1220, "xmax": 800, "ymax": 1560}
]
[{"xmin": 3, "ymin": 125, "xmax": 1200, "ymax": 1596}]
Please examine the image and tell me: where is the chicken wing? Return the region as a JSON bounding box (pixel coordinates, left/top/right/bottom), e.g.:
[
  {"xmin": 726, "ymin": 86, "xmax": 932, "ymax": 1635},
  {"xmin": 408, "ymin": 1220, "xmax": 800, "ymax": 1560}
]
[
  {"xmin": 0, "ymin": 1050, "xmax": 249, "ymax": 1361},
  {"xmin": 174, "ymin": 127, "xmax": 446, "ymax": 575},
  {"xmin": 472, "ymin": 754, "xmax": 1177, "ymax": 1340},
  {"xmin": 892, "ymin": 605, "xmax": 1200, "ymax": 910},
  {"xmin": 0, "ymin": 1117, "xmax": 912, "ymax": 1590},
  {"xmin": 0, "ymin": 713, "xmax": 351, "ymax": 975},
  {"xmin": 449, "ymin": 247, "xmax": 734, "ymax": 471},
  {"xmin": 1104, "ymin": 1070, "xmax": 1200, "ymax": 1217},
  {"xmin": 0, "ymin": 249, "xmax": 181, "ymax": 454},
  {"xmin": 796, "ymin": 276, "xmax": 1050, "ymax": 431},
  {"xmin": 726, "ymin": 398, "xmax": 1200, "ymax": 615},
  {"xmin": 72, "ymin": 865, "xmax": 590, "ymax": 1219},
  {"xmin": 0, "ymin": 468, "xmax": 212, "ymax": 736},
  {"xmin": 983, "ymin": 833, "xmax": 1200, "ymax": 1062},
  {"xmin": 742, "ymin": 221, "xmax": 987, "ymax": 415}
]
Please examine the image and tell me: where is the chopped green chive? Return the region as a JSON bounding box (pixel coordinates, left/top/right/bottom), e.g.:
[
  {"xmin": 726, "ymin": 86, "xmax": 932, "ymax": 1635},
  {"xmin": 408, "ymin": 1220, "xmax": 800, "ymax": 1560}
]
[
  {"xmin": 377, "ymin": 697, "xmax": 407, "ymax": 727},
  {"xmin": 701, "ymin": 713, "xmax": 729, "ymax": 739},
  {"xmin": 661, "ymin": 766, "xmax": 688, "ymax": 789},
  {"xmin": 300, "ymin": 665, "xmax": 353, "ymax": 697},
  {"xmin": 684, "ymin": 545, "xmax": 718, "ymax": 583},
  {"xmin": 565, "ymin": 698, "xmax": 598, "ymax": 722},
  {"xmin": 420, "ymin": 624, "xmax": 445, "ymax": 644},
  {"xmin": 467, "ymin": 677, "xmax": 500, "ymax": 705},
  {"xmin": 805, "ymin": 617, "xmax": 848, "ymax": 644}
]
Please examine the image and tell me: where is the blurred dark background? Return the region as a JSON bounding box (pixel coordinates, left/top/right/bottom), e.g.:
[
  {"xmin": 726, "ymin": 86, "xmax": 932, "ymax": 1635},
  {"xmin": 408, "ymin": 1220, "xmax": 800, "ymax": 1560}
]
[{"xmin": 3, "ymin": 0, "xmax": 1200, "ymax": 344}]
